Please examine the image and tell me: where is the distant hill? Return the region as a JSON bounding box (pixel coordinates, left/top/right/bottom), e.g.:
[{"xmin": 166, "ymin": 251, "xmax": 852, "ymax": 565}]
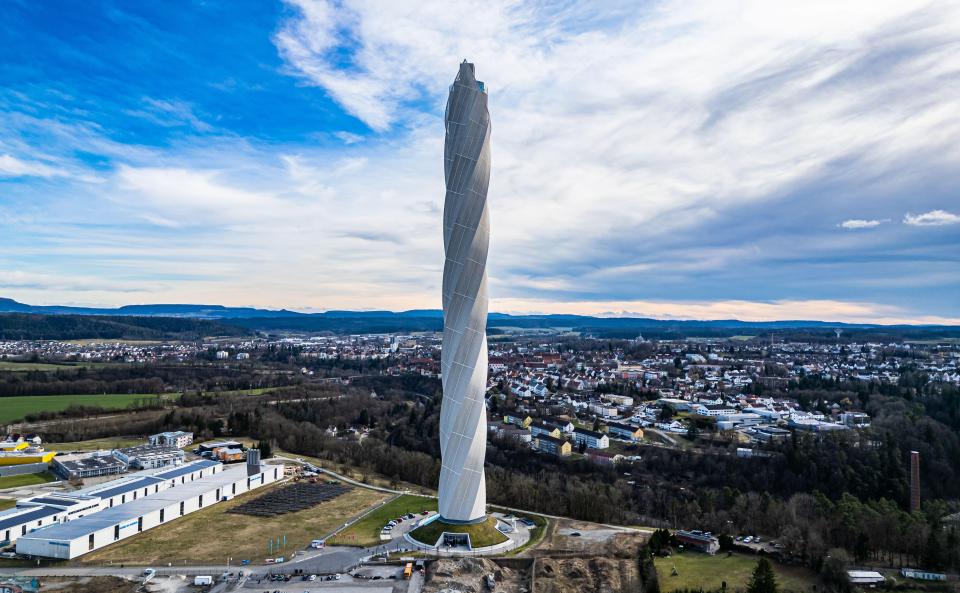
[
  {"xmin": 0, "ymin": 313, "xmax": 251, "ymax": 341},
  {"xmin": 2, "ymin": 297, "xmax": 957, "ymax": 339},
  {"xmin": 0, "ymin": 298, "xmax": 301, "ymax": 319}
]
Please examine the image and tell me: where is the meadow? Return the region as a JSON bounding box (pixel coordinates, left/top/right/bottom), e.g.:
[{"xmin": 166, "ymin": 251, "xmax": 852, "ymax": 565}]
[
  {"xmin": 655, "ymin": 552, "xmax": 819, "ymax": 592},
  {"xmin": 0, "ymin": 393, "xmax": 163, "ymax": 424}
]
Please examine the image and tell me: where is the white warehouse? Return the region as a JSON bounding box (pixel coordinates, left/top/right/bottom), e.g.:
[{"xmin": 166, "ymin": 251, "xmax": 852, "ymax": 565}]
[
  {"xmin": 0, "ymin": 459, "xmax": 218, "ymax": 547},
  {"xmin": 16, "ymin": 461, "xmax": 284, "ymax": 559}
]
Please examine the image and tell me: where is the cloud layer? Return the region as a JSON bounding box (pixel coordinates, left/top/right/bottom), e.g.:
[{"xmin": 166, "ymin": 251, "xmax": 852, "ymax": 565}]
[{"xmin": 0, "ymin": 1, "xmax": 958, "ymax": 323}]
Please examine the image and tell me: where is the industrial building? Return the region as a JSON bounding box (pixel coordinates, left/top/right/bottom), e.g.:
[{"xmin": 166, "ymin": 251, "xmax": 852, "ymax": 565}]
[
  {"xmin": 0, "ymin": 493, "xmax": 101, "ymax": 546},
  {"xmin": 675, "ymin": 530, "xmax": 720, "ymax": 554},
  {"xmin": 0, "ymin": 459, "xmax": 219, "ymax": 547},
  {"xmin": 52, "ymin": 451, "xmax": 127, "ymax": 480},
  {"xmin": 114, "ymin": 444, "xmax": 184, "ymax": 469},
  {"xmin": 16, "ymin": 459, "xmax": 283, "ymax": 559},
  {"xmin": 74, "ymin": 459, "xmax": 220, "ymax": 509},
  {"xmin": 0, "ymin": 450, "xmax": 56, "ymax": 466},
  {"xmin": 148, "ymin": 431, "xmax": 193, "ymax": 449}
]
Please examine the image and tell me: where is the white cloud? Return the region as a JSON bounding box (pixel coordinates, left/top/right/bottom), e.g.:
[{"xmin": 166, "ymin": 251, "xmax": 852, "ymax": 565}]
[
  {"xmin": 3, "ymin": 1, "xmax": 960, "ymax": 322},
  {"xmin": 839, "ymin": 219, "xmax": 883, "ymax": 229},
  {"xmin": 903, "ymin": 209, "xmax": 960, "ymax": 226},
  {"xmin": 334, "ymin": 131, "xmax": 364, "ymax": 144},
  {"xmin": 125, "ymin": 98, "xmax": 213, "ymax": 132},
  {"xmin": 273, "ymin": 0, "xmax": 960, "ymax": 287},
  {"xmin": 0, "ymin": 154, "xmax": 65, "ymax": 178}
]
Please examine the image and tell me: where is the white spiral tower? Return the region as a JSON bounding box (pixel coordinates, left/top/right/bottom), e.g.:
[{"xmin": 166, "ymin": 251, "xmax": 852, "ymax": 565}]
[{"xmin": 438, "ymin": 61, "xmax": 490, "ymax": 523}]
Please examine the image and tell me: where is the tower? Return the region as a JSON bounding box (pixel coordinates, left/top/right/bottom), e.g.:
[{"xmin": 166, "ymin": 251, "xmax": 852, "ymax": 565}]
[
  {"xmin": 438, "ymin": 61, "xmax": 491, "ymax": 523},
  {"xmin": 910, "ymin": 450, "xmax": 921, "ymax": 513}
]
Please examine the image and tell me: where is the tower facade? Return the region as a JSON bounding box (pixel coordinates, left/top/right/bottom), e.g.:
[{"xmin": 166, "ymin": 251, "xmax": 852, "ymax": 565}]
[{"xmin": 438, "ymin": 61, "xmax": 491, "ymax": 523}]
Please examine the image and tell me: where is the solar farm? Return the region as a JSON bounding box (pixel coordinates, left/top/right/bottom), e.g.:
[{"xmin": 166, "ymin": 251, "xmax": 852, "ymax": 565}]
[{"xmin": 227, "ymin": 481, "xmax": 353, "ymax": 517}]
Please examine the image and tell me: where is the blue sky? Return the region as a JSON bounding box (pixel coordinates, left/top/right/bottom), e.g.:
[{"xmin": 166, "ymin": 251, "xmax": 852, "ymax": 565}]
[{"xmin": 1, "ymin": 0, "xmax": 958, "ymax": 323}]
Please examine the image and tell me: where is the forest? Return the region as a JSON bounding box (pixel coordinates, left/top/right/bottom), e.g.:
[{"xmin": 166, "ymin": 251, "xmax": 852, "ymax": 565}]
[{"xmin": 0, "ymin": 313, "xmax": 250, "ymax": 340}]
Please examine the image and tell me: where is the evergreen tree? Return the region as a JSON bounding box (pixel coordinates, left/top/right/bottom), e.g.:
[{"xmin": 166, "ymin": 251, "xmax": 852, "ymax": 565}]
[
  {"xmin": 256, "ymin": 439, "xmax": 272, "ymax": 459},
  {"xmin": 747, "ymin": 558, "xmax": 779, "ymax": 593}
]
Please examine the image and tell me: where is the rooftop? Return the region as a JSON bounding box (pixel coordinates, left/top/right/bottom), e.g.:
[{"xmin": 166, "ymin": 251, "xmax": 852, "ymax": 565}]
[{"xmin": 20, "ymin": 463, "xmax": 269, "ymax": 542}]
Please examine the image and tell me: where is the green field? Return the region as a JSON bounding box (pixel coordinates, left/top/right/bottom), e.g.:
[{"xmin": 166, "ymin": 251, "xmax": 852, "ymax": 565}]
[
  {"xmin": 410, "ymin": 515, "xmax": 508, "ymax": 548},
  {"xmin": 45, "ymin": 437, "xmax": 144, "ymax": 452},
  {"xmin": 0, "ymin": 361, "xmax": 75, "ymax": 372},
  {"xmin": 330, "ymin": 494, "xmax": 437, "ymax": 547},
  {"xmin": 0, "ymin": 471, "xmax": 56, "ymax": 490},
  {"xmin": 0, "ymin": 499, "xmax": 15, "ymax": 510},
  {"xmin": 0, "ymin": 393, "xmax": 165, "ymax": 424},
  {"xmin": 655, "ymin": 552, "xmax": 819, "ymax": 593}
]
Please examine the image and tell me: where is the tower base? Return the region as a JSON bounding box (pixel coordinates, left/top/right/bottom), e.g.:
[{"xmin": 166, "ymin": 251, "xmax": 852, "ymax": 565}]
[{"xmin": 407, "ymin": 514, "xmax": 508, "ymax": 551}]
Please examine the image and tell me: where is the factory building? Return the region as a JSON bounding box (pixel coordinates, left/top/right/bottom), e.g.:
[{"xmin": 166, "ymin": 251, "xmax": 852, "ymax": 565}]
[
  {"xmin": 75, "ymin": 459, "xmax": 220, "ymax": 510},
  {"xmin": 148, "ymin": 431, "xmax": 193, "ymax": 449},
  {"xmin": 52, "ymin": 451, "xmax": 127, "ymax": 480},
  {"xmin": 0, "ymin": 493, "xmax": 101, "ymax": 546},
  {"xmin": 0, "ymin": 460, "xmax": 219, "ymax": 547},
  {"xmin": 113, "ymin": 444, "xmax": 185, "ymax": 470},
  {"xmin": 16, "ymin": 460, "xmax": 283, "ymax": 559}
]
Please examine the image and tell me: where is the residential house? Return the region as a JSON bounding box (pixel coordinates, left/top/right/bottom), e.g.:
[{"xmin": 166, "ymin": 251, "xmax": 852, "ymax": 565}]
[{"xmin": 573, "ymin": 428, "xmax": 609, "ymax": 450}]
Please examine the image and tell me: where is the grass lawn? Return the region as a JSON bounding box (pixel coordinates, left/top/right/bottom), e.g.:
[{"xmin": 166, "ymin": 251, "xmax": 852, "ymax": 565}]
[
  {"xmin": 80, "ymin": 482, "xmax": 388, "ymax": 565},
  {"xmin": 655, "ymin": 552, "xmax": 819, "ymax": 593},
  {"xmin": 330, "ymin": 494, "xmax": 437, "ymax": 547},
  {"xmin": 45, "ymin": 437, "xmax": 144, "ymax": 452},
  {"xmin": 409, "ymin": 515, "xmax": 508, "ymax": 548},
  {"xmin": 489, "ymin": 508, "xmax": 549, "ymax": 556},
  {"xmin": 0, "ymin": 471, "xmax": 56, "ymax": 489},
  {"xmin": 0, "ymin": 393, "xmax": 168, "ymax": 424},
  {"xmin": 0, "ymin": 498, "xmax": 15, "ymax": 510}
]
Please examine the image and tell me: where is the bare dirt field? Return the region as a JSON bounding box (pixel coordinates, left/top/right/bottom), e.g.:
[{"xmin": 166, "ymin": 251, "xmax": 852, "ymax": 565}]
[
  {"xmin": 40, "ymin": 576, "xmax": 134, "ymax": 593},
  {"xmin": 530, "ymin": 518, "xmax": 646, "ymax": 558},
  {"xmin": 424, "ymin": 557, "xmax": 531, "ymax": 593},
  {"xmin": 535, "ymin": 556, "xmax": 641, "ymax": 593}
]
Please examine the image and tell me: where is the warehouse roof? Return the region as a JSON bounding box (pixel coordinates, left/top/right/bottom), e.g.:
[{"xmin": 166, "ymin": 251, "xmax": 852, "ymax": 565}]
[
  {"xmin": 0, "ymin": 505, "xmax": 60, "ymax": 532},
  {"xmin": 24, "ymin": 496, "xmax": 95, "ymax": 507},
  {"xmin": 154, "ymin": 459, "xmax": 218, "ymax": 480},
  {"xmin": 75, "ymin": 459, "xmax": 219, "ymax": 500},
  {"xmin": 90, "ymin": 477, "xmax": 161, "ymax": 500},
  {"xmin": 21, "ymin": 463, "xmax": 271, "ymax": 542}
]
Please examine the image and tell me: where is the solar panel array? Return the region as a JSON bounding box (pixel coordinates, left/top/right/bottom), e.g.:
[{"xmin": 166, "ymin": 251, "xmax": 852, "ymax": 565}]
[{"xmin": 227, "ymin": 482, "xmax": 352, "ymax": 517}]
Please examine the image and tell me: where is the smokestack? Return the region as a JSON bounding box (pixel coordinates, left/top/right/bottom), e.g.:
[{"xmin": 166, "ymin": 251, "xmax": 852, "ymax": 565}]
[{"xmin": 910, "ymin": 450, "xmax": 921, "ymax": 513}]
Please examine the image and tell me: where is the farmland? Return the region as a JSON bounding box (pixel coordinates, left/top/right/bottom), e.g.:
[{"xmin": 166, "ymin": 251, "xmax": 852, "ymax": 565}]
[{"xmin": 0, "ymin": 393, "xmax": 164, "ymax": 424}]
